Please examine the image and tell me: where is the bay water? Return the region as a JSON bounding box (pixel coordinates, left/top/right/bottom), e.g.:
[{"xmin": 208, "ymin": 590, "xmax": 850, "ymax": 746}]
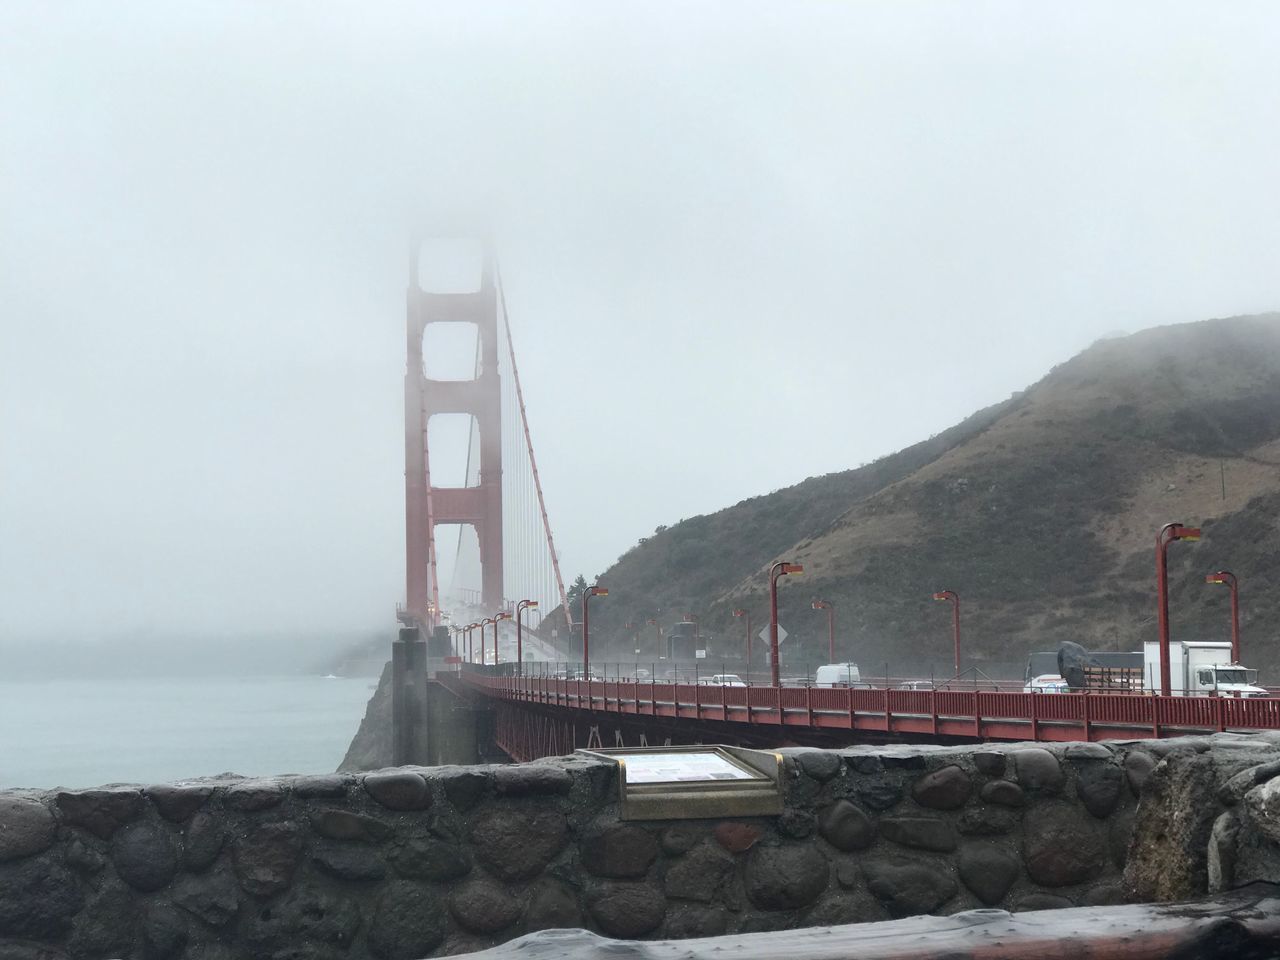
[{"xmin": 0, "ymin": 675, "xmax": 375, "ymax": 789}]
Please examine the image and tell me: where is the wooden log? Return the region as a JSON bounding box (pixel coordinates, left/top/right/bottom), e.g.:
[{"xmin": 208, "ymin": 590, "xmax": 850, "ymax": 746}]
[{"xmin": 455, "ymin": 883, "xmax": 1280, "ymax": 960}]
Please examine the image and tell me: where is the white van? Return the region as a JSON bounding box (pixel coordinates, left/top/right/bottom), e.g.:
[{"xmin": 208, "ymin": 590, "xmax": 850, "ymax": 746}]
[{"xmin": 814, "ymin": 663, "xmax": 861, "ymax": 687}]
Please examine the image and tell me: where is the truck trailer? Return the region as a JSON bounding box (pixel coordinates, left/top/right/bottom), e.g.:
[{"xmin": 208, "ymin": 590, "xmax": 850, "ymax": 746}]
[{"xmin": 1141, "ymin": 640, "xmax": 1267, "ymax": 697}]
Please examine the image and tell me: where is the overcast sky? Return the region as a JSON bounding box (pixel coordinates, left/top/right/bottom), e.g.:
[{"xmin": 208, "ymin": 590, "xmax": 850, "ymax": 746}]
[{"xmin": 4, "ymin": 2, "xmax": 1280, "ymax": 642}]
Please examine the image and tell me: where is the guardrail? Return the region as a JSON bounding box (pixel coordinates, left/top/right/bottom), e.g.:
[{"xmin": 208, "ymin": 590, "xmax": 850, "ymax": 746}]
[{"xmin": 457, "ymin": 665, "xmax": 1280, "ymax": 742}]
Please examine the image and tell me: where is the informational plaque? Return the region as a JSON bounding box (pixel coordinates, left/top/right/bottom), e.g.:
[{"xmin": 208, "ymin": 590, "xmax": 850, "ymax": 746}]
[{"xmin": 577, "ymin": 745, "xmax": 783, "ymax": 821}]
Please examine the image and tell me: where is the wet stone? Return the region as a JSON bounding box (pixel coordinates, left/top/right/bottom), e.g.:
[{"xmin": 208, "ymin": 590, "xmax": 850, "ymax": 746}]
[
  {"xmin": 661, "ymin": 824, "xmax": 702, "ymax": 856},
  {"xmin": 836, "ymin": 861, "xmax": 860, "ymax": 889},
  {"xmin": 1244, "ymin": 777, "xmax": 1280, "ymax": 844},
  {"xmin": 142, "ymin": 904, "xmax": 189, "ymax": 960},
  {"xmin": 469, "ymin": 806, "xmax": 567, "ymax": 881},
  {"xmin": 818, "ymin": 800, "xmax": 875, "ymax": 852},
  {"xmin": 1016, "ymin": 893, "xmax": 1074, "ymax": 911},
  {"xmin": 55, "ymin": 788, "xmax": 146, "ymax": 839},
  {"xmin": 387, "ymin": 835, "xmax": 471, "ymax": 881},
  {"xmin": 958, "ymin": 845, "xmax": 1019, "ymax": 905},
  {"xmin": 958, "ymin": 806, "xmax": 1017, "ymax": 836},
  {"xmin": 778, "ymin": 809, "xmax": 816, "ymax": 839},
  {"xmin": 862, "ymin": 859, "xmax": 957, "ymax": 918},
  {"xmin": 1065, "ymin": 743, "xmax": 1113, "ymax": 762},
  {"xmin": 173, "ymin": 866, "xmax": 241, "ymax": 927},
  {"xmin": 796, "ymin": 751, "xmax": 842, "ymax": 782},
  {"xmin": 880, "ymin": 754, "xmax": 927, "ymax": 770},
  {"xmin": 0, "ymin": 796, "xmax": 56, "ymax": 861},
  {"xmin": 980, "ymin": 779, "xmax": 1024, "ymax": 807},
  {"xmin": 368, "ymin": 882, "xmax": 447, "ymax": 959},
  {"xmin": 144, "ymin": 784, "xmax": 213, "ymax": 823},
  {"xmin": 1023, "ymin": 803, "xmax": 1105, "ymax": 887},
  {"xmin": 0, "ymin": 856, "xmax": 85, "ymax": 939},
  {"xmin": 880, "ymin": 817, "xmax": 957, "ymax": 853},
  {"xmin": 313, "ymin": 842, "xmax": 386, "ymax": 881},
  {"xmin": 291, "ymin": 775, "xmax": 348, "ymax": 799},
  {"xmin": 225, "ymin": 779, "xmax": 284, "ymax": 811},
  {"xmin": 911, "ymin": 765, "xmax": 971, "ymax": 810},
  {"xmin": 233, "ymin": 822, "xmax": 305, "ymax": 897},
  {"xmin": 857, "ymin": 779, "xmax": 902, "ymax": 811},
  {"xmin": 847, "ymin": 755, "xmax": 883, "ymax": 775},
  {"xmin": 586, "ymin": 882, "xmax": 666, "ymax": 938},
  {"xmin": 493, "ymin": 764, "xmax": 572, "ymax": 797},
  {"xmin": 743, "ymin": 844, "xmax": 829, "ymax": 910},
  {"xmin": 243, "ymin": 883, "xmax": 362, "ymax": 955},
  {"xmin": 1013, "ymin": 749, "xmax": 1064, "ymax": 793},
  {"xmin": 1075, "ymin": 762, "xmax": 1125, "ymax": 818},
  {"xmin": 66, "ymin": 836, "xmax": 105, "ymax": 874},
  {"xmin": 364, "ymin": 771, "xmax": 432, "ymax": 811},
  {"xmin": 448, "ymin": 878, "xmax": 522, "ymax": 934},
  {"xmin": 111, "ymin": 821, "xmax": 178, "ymax": 892},
  {"xmin": 665, "ymin": 905, "xmax": 729, "ymax": 939},
  {"xmin": 1208, "ymin": 809, "xmax": 1241, "ymax": 893},
  {"xmin": 69, "ymin": 883, "xmax": 139, "ymax": 959},
  {"xmin": 183, "ymin": 811, "xmax": 225, "ymax": 872},
  {"xmin": 663, "ymin": 841, "xmax": 734, "ymax": 902},
  {"xmin": 1083, "ymin": 882, "xmax": 1125, "ymax": 906},
  {"xmin": 973, "ymin": 751, "xmax": 1007, "ymax": 777},
  {"xmin": 581, "ymin": 823, "xmax": 658, "ymax": 879},
  {"xmin": 1124, "ymin": 751, "xmax": 1158, "ymax": 797},
  {"xmin": 525, "ymin": 879, "xmax": 582, "ymax": 931},
  {"xmin": 439, "ymin": 768, "xmax": 491, "ymax": 810},
  {"xmin": 309, "ymin": 809, "xmax": 390, "ymax": 842},
  {"xmin": 714, "ymin": 822, "xmax": 763, "ymax": 853}
]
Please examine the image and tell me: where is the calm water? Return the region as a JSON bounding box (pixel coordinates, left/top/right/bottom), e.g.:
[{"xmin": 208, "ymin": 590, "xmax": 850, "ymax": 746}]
[{"xmin": 0, "ymin": 676, "xmax": 375, "ymax": 789}]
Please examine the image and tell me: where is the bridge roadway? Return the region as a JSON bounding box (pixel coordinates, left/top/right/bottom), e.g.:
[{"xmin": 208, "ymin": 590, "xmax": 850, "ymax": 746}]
[{"xmin": 455, "ymin": 666, "xmax": 1280, "ymax": 761}]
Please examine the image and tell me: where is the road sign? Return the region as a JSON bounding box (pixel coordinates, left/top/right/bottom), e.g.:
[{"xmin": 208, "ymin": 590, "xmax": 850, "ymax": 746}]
[
  {"xmin": 758, "ymin": 624, "xmax": 788, "ymax": 645},
  {"xmin": 695, "ymin": 649, "xmax": 707, "ymax": 659}
]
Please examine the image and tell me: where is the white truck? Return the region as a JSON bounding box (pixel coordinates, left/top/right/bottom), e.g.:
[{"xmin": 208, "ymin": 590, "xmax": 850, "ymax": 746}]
[
  {"xmin": 1142, "ymin": 641, "xmax": 1267, "ymax": 697},
  {"xmin": 814, "ymin": 663, "xmax": 861, "ymax": 688}
]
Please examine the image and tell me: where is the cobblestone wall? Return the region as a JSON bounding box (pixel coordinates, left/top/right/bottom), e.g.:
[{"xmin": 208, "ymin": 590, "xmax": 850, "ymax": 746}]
[{"xmin": 0, "ymin": 740, "xmax": 1161, "ymax": 960}]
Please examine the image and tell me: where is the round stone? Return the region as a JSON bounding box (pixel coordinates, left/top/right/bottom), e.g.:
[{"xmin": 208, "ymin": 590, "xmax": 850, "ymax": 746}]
[
  {"xmin": 1022, "ymin": 803, "xmax": 1105, "ymax": 887},
  {"xmin": 778, "ymin": 810, "xmax": 816, "ymax": 839},
  {"xmin": 1016, "ymin": 893, "xmax": 1074, "ymax": 911},
  {"xmin": 233, "ymin": 822, "xmax": 304, "ymax": 897},
  {"xmin": 368, "ymin": 882, "xmax": 446, "ymax": 958},
  {"xmin": 525, "ymin": 879, "xmax": 581, "ymax": 930},
  {"xmin": 183, "ymin": 811, "xmax": 225, "ymax": 872},
  {"xmin": 55, "ymin": 789, "xmax": 146, "ymax": 840},
  {"xmin": 439, "ymin": 768, "xmax": 491, "ymax": 810},
  {"xmin": 312, "ymin": 843, "xmax": 386, "ymax": 882},
  {"xmin": 857, "ymin": 780, "xmax": 902, "ymax": 811},
  {"xmin": 743, "ymin": 844, "xmax": 829, "ymax": 910},
  {"xmin": 469, "ymin": 806, "xmax": 567, "ymax": 881},
  {"xmin": 0, "ymin": 796, "xmax": 56, "ymax": 862},
  {"xmin": 665, "ymin": 905, "xmax": 729, "ymax": 938},
  {"xmin": 796, "ymin": 751, "xmax": 842, "ymax": 782},
  {"xmin": 861, "ymin": 858, "xmax": 957, "ymax": 918},
  {"xmin": 1065, "ymin": 743, "xmax": 1113, "ymax": 762},
  {"xmin": 111, "ymin": 821, "xmax": 178, "ymax": 892},
  {"xmin": 493, "ymin": 765, "xmax": 572, "ymax": 796},
  {"xmin": 1013, "ymin": 749, "xmax": 1064, "ymax": 793},
  {"xmin": 958, "ymin": 845, "xmax": 1019, "ymax": 905},
  {"xmin": 387, "ymin": 835, "xmax": 471, "ymax": 881},
  {"xmin": 661, "ymin": 824, "xmax": 703, "ymax": 856},
  {"xmin": 879, "ymin": 817, "xmax": 956, "ymax": 853},
  {"xmin": 911, "ymin": 765, "xmax": 972, "ymax": 810},
  {"xmin": 973, "ymin": 752, "xmax": 1008, "ymax": 777},
  {"xmin": 0, "ymin": 856, "xmax": 85, "ymax": 938},
  {"xmin": 581, "ymin": 823, "xmax": 658, "ymax": 879},
  {"xmin": 818, "ymin": 800, "xmax": 874, "ymax": 852},
  {"xmin": 663, "ymin": 841, "xmax": 734, "ymax": 902},
  {"xmin": 363, "ymin": 771, "xmax": 432, "ymax": 811},
  {"xmin": 309, "ymin": 809, "xmax": 390, "ymax": 842},
  {"xmin": 1124, "ymin": 751, "xmax": 1157, "ymax": 796},
  {"xmin": 224, "ymin": 780, "xmax": 284, "ymax": 811},
  {"xmin": 958, "ymin": 806, "xmax": 1017, "ymax": 836},
  {"xmin": 290, "ymin": 775, "xmax": 348, "ymax": 799},
  {"xmin": 172, "ymin": 866, "xmax": 241, "ymax": 927},
  {"xmin": 713, "ymin": 822, "xmax": 762, "ymax": 853},
  {"xmin": 979, "ymin": 780, "xmax": 1024, "ymax": 807},
  {"xmin": 144, "ymin": 784, "xmax": 213, "ymax": 823},
  {"xmin": 449, "ymin": 878, "xmax": 523, "ymax": 934},
  {"xmin": 1244, "ymin": 777, "xmax": 1280, "ymax": 844},
  {"xmin": 1075, "ymin": 762, "xmax": 1125, "ymax": 818},
  {"xmin": 586, "ymin": 882, "xmax": 665, "ymax": 938}
]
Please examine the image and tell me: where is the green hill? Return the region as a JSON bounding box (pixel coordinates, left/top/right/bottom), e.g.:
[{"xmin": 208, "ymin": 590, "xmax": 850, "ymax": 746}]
[{"xmin": 562, "ymin": 314, "xmax": 1280, "ymax": 680}]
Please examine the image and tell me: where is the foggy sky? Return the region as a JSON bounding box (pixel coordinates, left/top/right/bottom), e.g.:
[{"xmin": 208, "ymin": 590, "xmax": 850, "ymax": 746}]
[{"xmin": 4, "ymin": 2, "xmax": 1280, "ymax": 643}]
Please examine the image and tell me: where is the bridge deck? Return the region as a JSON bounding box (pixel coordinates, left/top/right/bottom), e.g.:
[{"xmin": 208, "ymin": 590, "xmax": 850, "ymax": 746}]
[{"xmin": 460, "ymin": 671, "xmax": 1280, "ymax": 743}]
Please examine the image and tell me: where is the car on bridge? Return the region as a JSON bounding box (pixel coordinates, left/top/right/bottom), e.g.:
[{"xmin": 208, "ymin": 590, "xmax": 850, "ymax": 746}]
[{"xmin": 698, "ymin": 674, "xmax": 746, "ymax": 686}]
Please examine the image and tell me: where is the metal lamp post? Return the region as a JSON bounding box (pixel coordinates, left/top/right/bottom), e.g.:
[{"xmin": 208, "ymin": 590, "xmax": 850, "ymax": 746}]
[
  {"xmin": 493, "ymin": 611, "xmax": 512, "ymax": 665},
  {"xmin": 932, "ymin": 591, "xmax": 961, "ymax": 677},
  {"xmin": 480, "ymin": 618, "xmax": 496, "ymax": 665},
  {"xmin": 1157, "ymin": 522, "xmax": 1201, "ymax": 695},
  {"xmin": 1205, "ymin": 570, "xmax": 1240, "ymax": 664},
  {"xmin": 582, "ymin": 585, "xmax": 608, "ymax": 676},
  {"xmin": 812, "ymin": 599, "xmax": 835, "ymax": 662},
  {"xmin": 769, "ymin": 561, "xmax": 803, "ymax": 687},
  {"xmin": 516, "ymin": 600, "xmax": 539, "ymax": 672}
]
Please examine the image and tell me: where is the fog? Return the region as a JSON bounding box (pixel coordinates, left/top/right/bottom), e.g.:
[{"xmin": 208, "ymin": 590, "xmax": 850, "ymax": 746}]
[{"xmin": 4, "ymin": 2, "xmax": 1280, "ymax": 663}]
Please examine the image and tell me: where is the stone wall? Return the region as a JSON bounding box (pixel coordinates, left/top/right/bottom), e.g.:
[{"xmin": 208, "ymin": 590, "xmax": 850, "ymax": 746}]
[{"xmin": 0, "ymin": 739, "xmax": 1164, "ymax": 960}]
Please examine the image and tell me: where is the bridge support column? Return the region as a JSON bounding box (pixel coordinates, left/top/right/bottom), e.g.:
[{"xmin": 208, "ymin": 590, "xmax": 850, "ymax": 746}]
[{"xmin": 391, "ymin": 628, "xmax": 429, "ymax": 765}]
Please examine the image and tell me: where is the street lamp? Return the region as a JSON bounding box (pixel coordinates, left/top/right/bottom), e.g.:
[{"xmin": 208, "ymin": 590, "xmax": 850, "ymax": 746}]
[
  {"xmin": 493, "ymin": 611, "xmax": 512, "ymax": 665},
  {"xmin": 732, "ymin": 609, "xmax": 752, "ymax": 670},
  {"xmin": 466, "ymin": 622, "xmax": 481, "ymax": 663},
  {"xmin": 932, "ymin": 591, "xmax": 960, "ymax": 677},
  {"xmin": 812, "ymin": 599, "xmax": 835, "ymax": 663},
  {"xmin": 480, "ymin": 618, "xmax": 496, "ymax": 665},
  {"xmin": 646, "ymin": 618, "xmax": 659, "ymax": 658},
  {"xmin": 1157, "ymin": 522, "xmax": 1201, "ymax": 696},
  {"xmin": 769, "ymin": 562, "xmax": 803, "ymax": 687},
  {"xmin": 582, "ymin": 585, "xmax": 608, "ymax": 676},
  {"xmin": 1205, "ymin": 570, "xmax": 1240, "ymax": 664},
  {"xmin": 516, "ymin": 600, "xmax": 539, "ymax": 671}
]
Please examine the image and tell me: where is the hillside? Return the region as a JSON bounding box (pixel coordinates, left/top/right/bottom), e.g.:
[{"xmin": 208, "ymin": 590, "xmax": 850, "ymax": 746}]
[{"xmin": 574, "ymin": 314, "xmax": 1280, "ymax": 679}]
